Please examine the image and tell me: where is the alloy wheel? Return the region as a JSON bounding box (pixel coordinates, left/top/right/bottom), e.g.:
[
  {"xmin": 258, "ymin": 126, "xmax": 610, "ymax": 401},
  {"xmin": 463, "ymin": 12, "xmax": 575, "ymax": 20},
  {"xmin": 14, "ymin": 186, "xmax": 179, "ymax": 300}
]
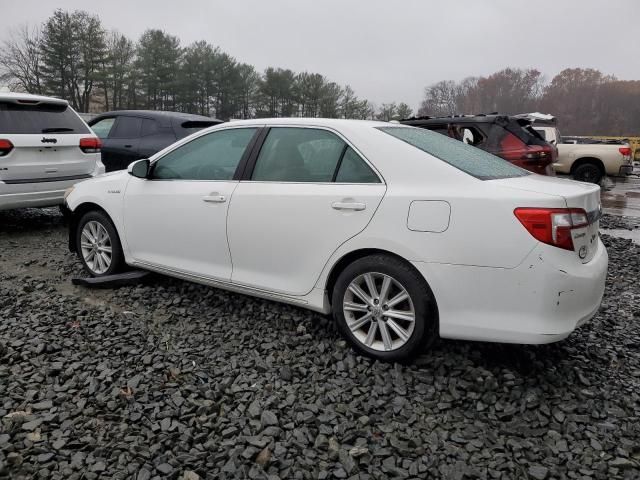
[
  {"xmin": 342, "ymin": 272, "xmax": 416, "ymax": 352},
  {"xmin": 80, "ymin": 220, "xmax": 113, "ymax": 275}
]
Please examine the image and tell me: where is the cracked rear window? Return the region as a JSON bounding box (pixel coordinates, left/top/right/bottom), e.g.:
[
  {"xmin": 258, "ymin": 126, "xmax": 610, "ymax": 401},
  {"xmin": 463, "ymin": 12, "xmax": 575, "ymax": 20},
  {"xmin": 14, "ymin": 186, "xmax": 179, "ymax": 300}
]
[{"xmin": 378, "ymin": 126, "xmax": 530, "ymax": 180}]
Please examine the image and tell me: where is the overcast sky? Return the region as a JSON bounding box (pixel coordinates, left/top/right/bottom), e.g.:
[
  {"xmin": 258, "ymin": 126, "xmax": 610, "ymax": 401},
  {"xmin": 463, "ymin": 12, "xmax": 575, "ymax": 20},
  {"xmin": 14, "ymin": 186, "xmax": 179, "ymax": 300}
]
[{"xmin": 4, "ymin": 0, "xmax": 638, "ymax": 109}]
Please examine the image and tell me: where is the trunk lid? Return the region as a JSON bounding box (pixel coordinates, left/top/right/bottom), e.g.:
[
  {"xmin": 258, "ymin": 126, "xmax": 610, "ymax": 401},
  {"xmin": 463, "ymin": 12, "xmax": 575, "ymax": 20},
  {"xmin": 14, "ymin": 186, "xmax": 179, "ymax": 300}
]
[
  {"xmin": 491, "ymin": 175, "xmax": 601, "ymax": 263},
  {"xmin": 0, "ymin": 134, "xmax": 98, "ymax": 183}
]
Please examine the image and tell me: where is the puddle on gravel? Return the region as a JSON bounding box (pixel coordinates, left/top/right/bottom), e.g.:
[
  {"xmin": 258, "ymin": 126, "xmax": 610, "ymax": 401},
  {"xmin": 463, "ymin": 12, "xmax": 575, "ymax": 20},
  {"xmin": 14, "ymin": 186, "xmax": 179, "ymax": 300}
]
[{"xmin": 601, "ymin": 228, "xmax": 640, "ymax": 244}]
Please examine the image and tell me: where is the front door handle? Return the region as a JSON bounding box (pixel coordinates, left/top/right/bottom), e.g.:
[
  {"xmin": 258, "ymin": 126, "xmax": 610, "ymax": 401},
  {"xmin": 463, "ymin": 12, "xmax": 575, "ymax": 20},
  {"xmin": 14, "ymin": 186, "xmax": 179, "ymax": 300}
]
[
  {"xmin": 203, "ymin": 194, "xmax": 226, "ymax": 203},
  {"xmin": 332, "ymin": 201, "xmax": 366, "ymax": 211}
]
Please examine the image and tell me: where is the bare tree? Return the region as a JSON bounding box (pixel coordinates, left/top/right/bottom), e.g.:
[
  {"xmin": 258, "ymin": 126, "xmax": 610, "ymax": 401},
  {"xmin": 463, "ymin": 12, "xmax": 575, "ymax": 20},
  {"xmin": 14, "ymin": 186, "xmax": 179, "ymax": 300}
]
[
  {"xmin": 375, "ymin": 102, "xmax": 398, "ymax": 121},
  {"xmin": 0, "ymin": 24, "xmax": 43, "ymax": 94},
  {"xmin": 418, "ymin": 80, "xmax": 459, "ymax": 116}
]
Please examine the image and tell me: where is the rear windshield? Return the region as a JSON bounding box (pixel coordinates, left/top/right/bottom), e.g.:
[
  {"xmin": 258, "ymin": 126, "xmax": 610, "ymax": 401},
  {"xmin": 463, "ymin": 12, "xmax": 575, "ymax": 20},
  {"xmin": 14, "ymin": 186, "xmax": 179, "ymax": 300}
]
[
  {"xmin": 378, "ymin": 126, "xmax": 530, "ymax": 180},
  {"xmin": 0, "ymin": 102, "xmax": 90, "ymax": 135}
]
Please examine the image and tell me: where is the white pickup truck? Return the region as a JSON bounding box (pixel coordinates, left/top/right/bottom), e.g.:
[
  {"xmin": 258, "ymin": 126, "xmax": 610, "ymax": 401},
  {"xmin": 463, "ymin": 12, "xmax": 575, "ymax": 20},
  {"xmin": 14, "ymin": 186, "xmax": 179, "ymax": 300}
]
[{"xmin": 531, "ymin": 122, "xmax": 633, "ymax": 184}]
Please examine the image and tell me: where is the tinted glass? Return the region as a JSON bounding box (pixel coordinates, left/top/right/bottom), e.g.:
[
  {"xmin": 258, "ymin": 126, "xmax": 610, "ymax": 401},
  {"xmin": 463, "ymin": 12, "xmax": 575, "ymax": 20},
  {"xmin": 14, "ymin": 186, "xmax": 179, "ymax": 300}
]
[
  {"xmin": 177, "ymin": 121, "xmax": 221, "ymax": 139},
  {"xmin": 91, "ymin": 118, "xmax": 116, "ymax": 139},
  {"xmin": 152, "ymin": 128, "xmax": 256, "ymax": 181},
  {"xmin": 252, "ymin": 128, "xmax": 345, "ymax": 182},
  {"xmin": 378, "ymin": 126, "xmax": 529, "ymax": 180},
  {"xmin": 110, "ymin": 116, "xmax": 142, "ymax": 139},
  {"xmin": 336, "ymin": 147, "xmax": 380, "ymax": 183},
  {"xmin": 0, "ymin": 102, "xmax": 90, "ymax": 134},
  {"xmin": 141, "ymin": 119, "xmax": 159, "ymax": 137}
]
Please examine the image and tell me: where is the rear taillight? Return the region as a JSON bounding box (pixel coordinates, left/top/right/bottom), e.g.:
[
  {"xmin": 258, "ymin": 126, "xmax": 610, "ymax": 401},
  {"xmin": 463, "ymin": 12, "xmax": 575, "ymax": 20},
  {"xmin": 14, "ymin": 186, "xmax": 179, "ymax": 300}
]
[
  {"xmin": 0, "ymin": 139, "xmax": 14, "ymax": 157},
  {"xmin": 514, "ymin": 208, "xmax": 589, "ymax": 251},
  {"xmin": 619, "ymin": 147, "xmax": 632, "ymax": 156},
  {"xmin": 499, "ymin": 133, "xmax": 553, "ymax": 165},
  {"xmin": 79, "ymin": 137, "xmax": 101, "ymax": 153},
  {"xmin": 522, "ymin": 145, "xmax": 553, "ymax": 164}
]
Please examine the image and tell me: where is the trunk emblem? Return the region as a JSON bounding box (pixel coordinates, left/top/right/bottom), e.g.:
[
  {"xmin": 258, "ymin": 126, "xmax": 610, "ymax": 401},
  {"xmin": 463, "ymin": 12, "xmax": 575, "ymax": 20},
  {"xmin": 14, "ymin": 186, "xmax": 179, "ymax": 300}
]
[
  {"xmin": 578, "ymin": 246, "xmax": 588, "ymax": 259},
  {"xmin": 41, "ymin": 137, "xmax": 57, "ymax": 144}
]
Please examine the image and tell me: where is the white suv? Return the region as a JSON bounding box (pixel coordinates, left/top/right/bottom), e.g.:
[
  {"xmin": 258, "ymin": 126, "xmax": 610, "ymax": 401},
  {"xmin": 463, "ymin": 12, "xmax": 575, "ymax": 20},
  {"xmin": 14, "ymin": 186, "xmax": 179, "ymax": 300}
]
[{"xmin": 0, "ymin": 92, "xmax": 105, "ymax": 211}]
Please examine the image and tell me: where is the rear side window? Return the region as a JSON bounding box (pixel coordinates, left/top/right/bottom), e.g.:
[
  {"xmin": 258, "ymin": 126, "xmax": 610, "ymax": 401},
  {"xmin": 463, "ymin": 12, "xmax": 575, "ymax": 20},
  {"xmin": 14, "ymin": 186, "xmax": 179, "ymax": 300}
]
[
  {"xmin": 0, "ymin": 102, "xmax": 90, "ymax": 134},
  {"xmin": 252, "ymin": 128, "xmax": 345, "ymax": 182},
  {"xmin": 335, "ymin": 147, "xmax": 380, "ymax": 183},
  {"xmin": 141, "ymin": 119, "xmax": 159, "ymax": 137},
  {"xmin": 111, "ymin": 116, "xmax": 142, "ymax": 139},
  {"xmin": 379, "ymin": 126, "xmax": 529, "ymax": 180}
]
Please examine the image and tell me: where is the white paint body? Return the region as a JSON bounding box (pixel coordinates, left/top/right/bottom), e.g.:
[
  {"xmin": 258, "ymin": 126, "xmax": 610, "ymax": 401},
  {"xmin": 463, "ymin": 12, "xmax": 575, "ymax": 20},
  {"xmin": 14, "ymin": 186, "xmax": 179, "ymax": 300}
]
[
  {"xmin": 0, "ymin": 93, "xmax": 105, "ymax": 211},
  {"xmin": 66, "ymin": 118, "xmax": 608, "ymax": 345}
]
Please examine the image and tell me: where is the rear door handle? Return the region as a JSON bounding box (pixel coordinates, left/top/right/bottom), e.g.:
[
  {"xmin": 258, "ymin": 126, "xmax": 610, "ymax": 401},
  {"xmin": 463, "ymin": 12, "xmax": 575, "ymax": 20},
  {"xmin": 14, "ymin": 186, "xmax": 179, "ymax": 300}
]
[
  {"xmin": 203, "ymin": 194, "xmax": 226, "ymax": 203},
  {"xmin": 124, "ymin": 144, "xmax": 133, "ymax": 148},
  {"xmin": 332, "ymin": 201, "xmax": 366, "ymax": 211}
]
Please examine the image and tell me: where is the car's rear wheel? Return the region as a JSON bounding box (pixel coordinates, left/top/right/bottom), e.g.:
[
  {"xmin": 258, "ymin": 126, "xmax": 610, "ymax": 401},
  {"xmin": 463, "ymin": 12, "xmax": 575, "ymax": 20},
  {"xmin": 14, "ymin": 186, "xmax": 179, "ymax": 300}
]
[
  {"xmin": 76, "ymin": 210, "xmax": 124, "ymax": 277},
  {"xmin": 573, "ymin": 163, "xmax": 603, "ymax": 184},
  {"xmin": 332, "ymin": 254, "xmax": 437, "ymax": 362}
]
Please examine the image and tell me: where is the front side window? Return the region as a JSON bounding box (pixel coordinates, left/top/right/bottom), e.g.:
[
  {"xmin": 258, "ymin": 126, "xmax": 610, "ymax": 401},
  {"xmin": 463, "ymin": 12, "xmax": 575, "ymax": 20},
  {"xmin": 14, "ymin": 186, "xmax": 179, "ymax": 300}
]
[
  {"xmin": 379, "ymin": 126, "xmax": 529, "ymax": 180},
  {"xmin": 252, "ymin": 128, "xmax": 345, "ymax": 182},
  {"xmin": 91, "ymin": 118, "xmax": 116, "ymax": 139},
  {"xmin": 152, "ymin": 128, "xmax": 256, "ymax": 181}
]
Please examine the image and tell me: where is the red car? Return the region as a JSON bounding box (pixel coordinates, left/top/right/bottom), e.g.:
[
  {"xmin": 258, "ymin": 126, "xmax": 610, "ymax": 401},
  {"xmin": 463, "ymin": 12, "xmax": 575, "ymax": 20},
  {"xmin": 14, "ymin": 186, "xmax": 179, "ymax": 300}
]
[{"xmin": 400, "ymin": 114, "xmax": 556, "ymax": 175}]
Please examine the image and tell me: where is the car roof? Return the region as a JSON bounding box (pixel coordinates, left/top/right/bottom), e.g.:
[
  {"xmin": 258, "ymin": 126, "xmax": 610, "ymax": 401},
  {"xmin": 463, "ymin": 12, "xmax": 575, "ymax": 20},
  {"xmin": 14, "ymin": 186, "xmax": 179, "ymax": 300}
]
[
  {"xmin": 401, "ymin": 114, "xmax": 513, "ymax": 125},
  {"xmin": 92, "ymin": 110, "xmax": 221, "ymax": 122},
  {"xmin": 222, "ymin": 118, "xmax": 391, "ymax": 129},
  {"xmin": 0, "ymin": 92, "xmax": 68, "ymax": 106}
]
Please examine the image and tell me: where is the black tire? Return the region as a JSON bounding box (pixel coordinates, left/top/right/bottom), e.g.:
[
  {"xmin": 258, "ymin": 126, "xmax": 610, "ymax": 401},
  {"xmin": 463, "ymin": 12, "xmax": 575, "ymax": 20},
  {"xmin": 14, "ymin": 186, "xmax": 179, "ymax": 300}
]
[
  {"xmin": 58, "ymin": 204, "xmax": 72, "ymax": 223},
  {"xmin": 75, "ymin": 210, "xmax": 125, "ymax": 277},
  {"xmin": 332, "ymin": 254, "xmax": 437, "ymax": 362},
  {"xmin": 572, "ymin": 163, "xmax": 603, "ymax": 184}
]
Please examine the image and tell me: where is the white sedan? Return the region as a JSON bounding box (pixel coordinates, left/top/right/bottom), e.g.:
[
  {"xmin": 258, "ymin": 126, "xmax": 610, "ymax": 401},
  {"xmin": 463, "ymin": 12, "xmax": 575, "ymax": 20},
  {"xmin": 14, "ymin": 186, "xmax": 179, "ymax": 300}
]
[{"xmin": 64, "ymin": 118, "xmax": 608, "ymax": 362}]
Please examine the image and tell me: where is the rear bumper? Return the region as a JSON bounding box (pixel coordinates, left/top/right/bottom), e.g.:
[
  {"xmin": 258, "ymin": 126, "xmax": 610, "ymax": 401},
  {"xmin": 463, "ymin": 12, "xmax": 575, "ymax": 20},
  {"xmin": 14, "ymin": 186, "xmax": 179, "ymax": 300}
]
[
  {"xmin": 618, "ymin": 164, "xmax": 633, "ymax": 176},
  {"xmin": 412, "ymin": 238, "xmax": 608, "ymax": 344},
  {"xmin": 0, "ymin": 163, "xmax": 104, "ymax": 211}
]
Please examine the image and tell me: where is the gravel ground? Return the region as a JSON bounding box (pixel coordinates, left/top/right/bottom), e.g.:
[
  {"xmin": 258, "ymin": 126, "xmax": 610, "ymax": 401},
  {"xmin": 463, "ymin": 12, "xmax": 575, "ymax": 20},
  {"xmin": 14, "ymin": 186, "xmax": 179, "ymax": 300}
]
[{"xmin": 0, "ymin": 209, "xmax": 639, "ymax": 480}]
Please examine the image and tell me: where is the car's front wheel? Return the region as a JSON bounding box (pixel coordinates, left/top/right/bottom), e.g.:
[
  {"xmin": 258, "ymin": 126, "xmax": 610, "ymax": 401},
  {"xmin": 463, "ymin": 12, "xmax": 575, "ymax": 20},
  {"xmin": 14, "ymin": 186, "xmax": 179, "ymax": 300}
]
[
  {"xmin": 332, "ymin": 254, "xmax": 437, "ymax": 362},
  {"xmin": 76, "ymin": 210, "xmax": 125, "ymax": 277}
]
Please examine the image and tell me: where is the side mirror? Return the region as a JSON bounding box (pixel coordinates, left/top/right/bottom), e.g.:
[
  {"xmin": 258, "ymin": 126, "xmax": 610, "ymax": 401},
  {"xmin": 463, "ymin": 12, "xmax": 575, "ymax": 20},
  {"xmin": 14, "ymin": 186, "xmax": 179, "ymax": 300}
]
[{"xmin": 128, "ymin": 159, "xmax": 150, "ymax": 179}]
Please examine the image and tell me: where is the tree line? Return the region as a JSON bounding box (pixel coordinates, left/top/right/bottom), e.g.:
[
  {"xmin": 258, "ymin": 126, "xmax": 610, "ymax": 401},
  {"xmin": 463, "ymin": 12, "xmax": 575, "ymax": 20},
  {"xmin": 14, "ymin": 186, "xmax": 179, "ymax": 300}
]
[
  {"xmin": 419, "ymin": 68, "xmax": 640, "ymax": 136},
  {"xmin": 0, "ymin": 9, "xmax": 413, "ymax": 121},
  {"xmin": 1, "ymin": 9, "xmax": 637, "ymax": 135}
]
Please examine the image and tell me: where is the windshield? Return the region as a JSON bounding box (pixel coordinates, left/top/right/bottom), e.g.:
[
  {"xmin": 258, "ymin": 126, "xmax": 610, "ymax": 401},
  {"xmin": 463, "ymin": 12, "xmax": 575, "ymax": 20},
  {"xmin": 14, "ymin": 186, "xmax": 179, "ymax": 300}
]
[{"xmin": 378, "ymin": 126, "xmax": 530, "ymax": 180}]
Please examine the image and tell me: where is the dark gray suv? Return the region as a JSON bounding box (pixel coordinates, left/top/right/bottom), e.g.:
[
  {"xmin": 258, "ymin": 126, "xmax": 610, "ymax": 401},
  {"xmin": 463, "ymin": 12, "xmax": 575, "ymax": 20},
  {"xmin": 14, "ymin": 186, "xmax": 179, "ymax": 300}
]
[{"xmin": 88, "ymin": 111, "xmax": 222, "ymax": 172}]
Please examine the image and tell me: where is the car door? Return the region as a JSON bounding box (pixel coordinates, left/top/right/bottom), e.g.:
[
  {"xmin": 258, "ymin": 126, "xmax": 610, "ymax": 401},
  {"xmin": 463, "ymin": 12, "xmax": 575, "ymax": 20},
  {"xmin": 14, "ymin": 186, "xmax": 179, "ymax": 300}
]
[
  {"xmin": 101, "ymin": 116, "xmax": 143, "ymax": 171},
  {"xmin": 122, "ymin": 126, "xmax": 258, "ymax": 280},
  {"xmin": 227, "ymin": 126, "xmax": 386, "ymax": 296}
]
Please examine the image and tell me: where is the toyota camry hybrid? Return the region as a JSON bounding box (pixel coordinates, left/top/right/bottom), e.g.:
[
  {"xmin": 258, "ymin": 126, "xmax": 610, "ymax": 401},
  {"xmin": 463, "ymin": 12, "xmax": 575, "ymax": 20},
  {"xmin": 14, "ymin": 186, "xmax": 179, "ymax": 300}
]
[{"xmin": 63, "ymin": 118, "xmax": 608, "ymax": 361}]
